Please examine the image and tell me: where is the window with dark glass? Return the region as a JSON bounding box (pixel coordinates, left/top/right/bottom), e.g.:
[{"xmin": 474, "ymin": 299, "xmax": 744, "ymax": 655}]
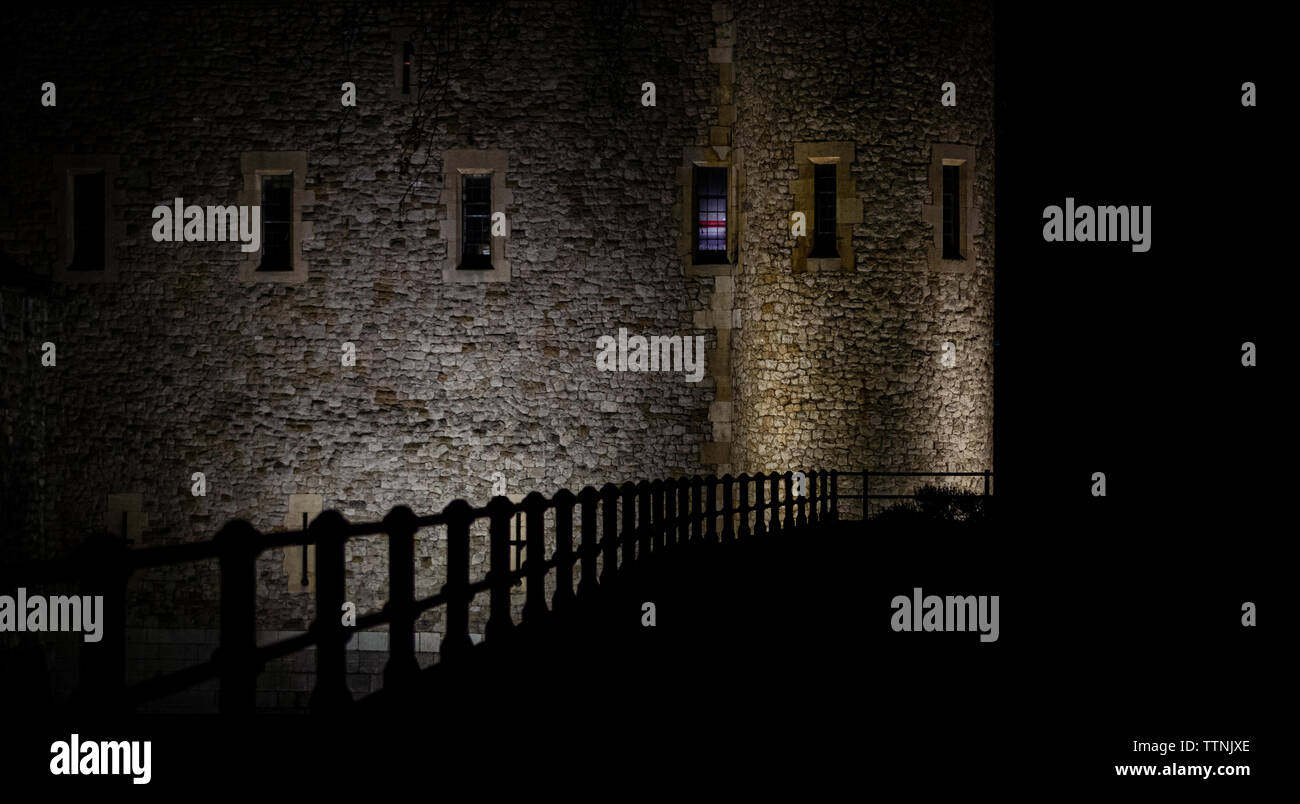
[
  {"xmin": 460, "ymin": 174, "xmax": 492, "ymax": 269},
  {"xmin": 402, "ymin": 42, "xmax": 414, "ymax": 95},
  {"xmin": 810, "ymin": 163, "xmax": 838, "ymax": 258},
  {"xmin": 694, "ymin": 166, "xmax": 727, "ymax": 263},
  {"xmin": 942, "ymin": 164, "xmax": 961, "ymax": 259},
  {"xmin": 259, "ymin": 174, "xmax": 293, "ymax": 271},
  {"xmin": 69, "ymin": 171, "xmax": 106, "ymax": 271}
]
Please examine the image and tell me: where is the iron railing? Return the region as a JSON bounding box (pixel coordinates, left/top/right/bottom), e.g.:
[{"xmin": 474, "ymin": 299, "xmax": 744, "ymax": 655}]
[{"xmin": 1, "ymin": 467, "xmax": 990, "ymax": 713}]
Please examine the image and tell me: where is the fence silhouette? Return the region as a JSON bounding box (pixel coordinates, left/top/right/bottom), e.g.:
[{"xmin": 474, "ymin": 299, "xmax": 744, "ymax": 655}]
[
  {"xmin": 5, "ymin": 468, "xmax": 990, "ymax": 714},
  {"xmin": 850, "ymin": 470, "xmax": 993, "ymax": 519}
]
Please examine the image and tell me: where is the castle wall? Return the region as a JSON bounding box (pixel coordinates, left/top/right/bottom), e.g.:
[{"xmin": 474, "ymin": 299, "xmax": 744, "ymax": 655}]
[
  {"xmin": 729, "ymin": 0, "xmax": 995, "ymax": 503},
  {"xmin": 1, "ymin": 1, "xmax": 722, "ymax": 632}
]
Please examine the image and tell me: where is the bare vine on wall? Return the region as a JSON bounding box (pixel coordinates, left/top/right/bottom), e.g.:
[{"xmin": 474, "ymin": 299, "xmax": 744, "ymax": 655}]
[
  {"xmin": 303, "ymin": 1, "xmax": 514, "ymax": 230},
  {"xmin": 394, "ymin": 0, "xmax": 515, "ymax": 227},
  {"xmin": 586, "ymin": 0, "xmax": 638, "ymax": 157},
  {"xmin": 318, "ymin": 2, "xmax": 378, "ymax": 160},
  {"xmin": 392, "ymin": 2, "xmax": 461, "ymax": 227}
]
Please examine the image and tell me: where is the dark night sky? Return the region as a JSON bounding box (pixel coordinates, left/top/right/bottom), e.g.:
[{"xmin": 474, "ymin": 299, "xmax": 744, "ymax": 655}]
[
  {"xmin": 994, "ymin": 4, "xmax": 1283, "ymax": 777},
  {"xmin": 996, "ymin": 3, "xmax": 1282, "ymax": 525}
]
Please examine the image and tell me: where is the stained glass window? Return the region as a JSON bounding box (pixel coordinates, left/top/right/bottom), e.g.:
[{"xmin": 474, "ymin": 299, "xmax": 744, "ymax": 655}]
[{"xmin": 694, "ymin": 166, "xmax": 727, "ymax": 263}]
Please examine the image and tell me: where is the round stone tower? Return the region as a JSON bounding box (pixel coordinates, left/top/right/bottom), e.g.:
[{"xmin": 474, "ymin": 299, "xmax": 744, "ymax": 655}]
[{"xmin": 727, "ymin": 0, "xmax": 995, "ymax": 501}]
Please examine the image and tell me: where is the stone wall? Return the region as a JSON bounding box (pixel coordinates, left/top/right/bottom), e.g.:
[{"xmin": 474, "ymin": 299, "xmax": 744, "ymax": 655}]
[
  {"xmin": 729, "ymin": 0, "xmax": 995, "ymax": 504},
  {"xmin": 0, "ymin": 0, "xmax": 720, "ymax": 633}
]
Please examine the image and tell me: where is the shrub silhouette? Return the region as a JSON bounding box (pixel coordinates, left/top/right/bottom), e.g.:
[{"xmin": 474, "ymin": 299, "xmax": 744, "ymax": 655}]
[{"xmin": 870, "ymin": 483, "xmax": 990, "ymax": 523}]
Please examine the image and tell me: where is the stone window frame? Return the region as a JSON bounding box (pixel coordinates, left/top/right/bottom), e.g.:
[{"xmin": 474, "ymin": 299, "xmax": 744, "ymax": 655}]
[
  {"xmin": 677, "ymin": 146, "xmax": 738, "ymax": 277},
  {"xmin": 440, "ymin": 149, "xmax": 512, "ymax": 284},
  {"xmin": 53, "ymin": 154, "xmax": 123, "ymax": 283},
  {"xmin": 390, "ymin": 27, "xmax": 417, "ymax": 102},
  {"xmin": 790, "ymin": 142, "xmax": 859, "ymax": 273},
  {"xmin": 238, "ymin": 151, "xmax": 313, "ymax": 284},
  {"xmin": 922, "ymin": 143, "xmax": 978, "ymax": 273}
]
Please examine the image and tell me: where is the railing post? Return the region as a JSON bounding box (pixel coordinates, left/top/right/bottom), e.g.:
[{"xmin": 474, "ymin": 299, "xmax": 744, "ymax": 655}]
[
  {"xmin": 600, "ymin": 484, "xmax": 620, "ymax": 586},
  {"xmin": 690, "ymin": 476, "xmax": 703, "ymax": 543},
  {"xmin": 663, "ymin": 478, "xmax": 677, "ymax": 549},
  {"xmin": 722, "ymin": 474, "xmax": 735, "ymax": 543},
  {"xmin": 215, "ymin": 521, "xmax": 258, "ymax": 715},
  {"xmin": 752, "ymin": 472, "xmax": 766, "ymax": 537},
  {"xmin": 621, "ymin": 482, "xmax": 637, "ymax": 569},
  {"xmin": 983, "ymin": 469, "xmax": 992, "ymax": 521},
  {"xmin": 796, "ymin": 470, "xmax": 808, "ymax": 528},
  {"xmin": 818, "ymin": 470, "xmax": 829, "ymax": 521},
  {"xmin": 576, "ymin": 487, "xmax": 600, "ymax": 602},
  {"xmin": 677, "ymin": 479, "xmax": 690, "ymax": 545},
  {"xmin": 651, "ymin": 480, "xmax": 665, "ymax": 553},
  {"xmin": 807, "ymin": 470, "xmax": 818, "ymax": 525},
  {"xmin": 783, "ymin": 471, "xmax": 795, "ymax": 532},
  {"xmin": 830, "ymin": 470, "xmax": 840, "ymax": 521},
  {"xmin": 705, "ymin": 475, "xmax": 718, "ymax": 544},
  {"xmin": 485, "ymin": 496, "xmax": 517, "ymax": 644},
  {"xmin": 77, "ymin": 531, "xmax": 129, "ymax": 715},
  {"xmin": 441, "ymin": 500, "xmax": 474, "ymax": 663},
  {"xmin": 382, "ymin": 506, "xmax": 419, "ymax": 693},
  {"xmin": 309, "ymin": 510, "xmax": 352, "ymax": 713},
  {"xmin": 769, "ymin": 473, "xmax": 782, "ymax": 535},
  {"xmin": 300, "ymin": 512, "xmax": 309, "ymax": 589},
  {"xmin": 637, "ymin": 480, "xmax": 653, "ymax": 560},
  {"xmin": 736, "ymin": 474, "xmax": 750, "ymax": 539},
  {"xmin": 521, "ymin": 492, "xmax": 549, "ymax": 626},
  {"xmin": 552, "ymin": 489, "xmax": 577, "ymax": 614},
  {"xmin": 864, "ymin": 469, "xmax": 870, "ymax": 523},
  {"xmin": 811, "ymin": 468, "xmax": 821, "ymax": 520}
]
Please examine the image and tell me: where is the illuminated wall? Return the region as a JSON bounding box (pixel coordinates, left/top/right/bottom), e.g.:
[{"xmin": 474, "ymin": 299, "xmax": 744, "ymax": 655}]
[{"xmin": 728, "ymin": 0, "xmax": 995, "ymax": 499}]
